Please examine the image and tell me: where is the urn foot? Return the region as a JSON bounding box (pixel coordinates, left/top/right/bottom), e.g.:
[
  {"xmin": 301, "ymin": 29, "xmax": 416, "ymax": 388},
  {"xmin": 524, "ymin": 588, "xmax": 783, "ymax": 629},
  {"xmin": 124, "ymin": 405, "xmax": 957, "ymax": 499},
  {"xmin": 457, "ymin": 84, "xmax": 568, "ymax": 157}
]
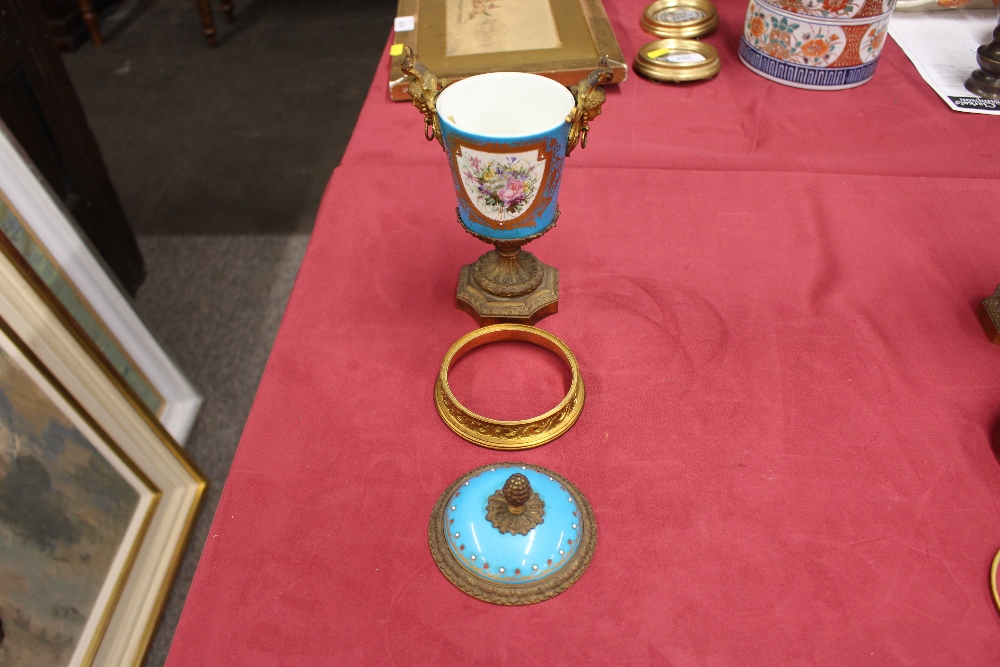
[
  {"xmin": 472, "ymin": 246, "xmax": 544, "ymax": 298},
  {"xmin": 456, "ymin": 260, "xmax": 558, "ymax": 326}
]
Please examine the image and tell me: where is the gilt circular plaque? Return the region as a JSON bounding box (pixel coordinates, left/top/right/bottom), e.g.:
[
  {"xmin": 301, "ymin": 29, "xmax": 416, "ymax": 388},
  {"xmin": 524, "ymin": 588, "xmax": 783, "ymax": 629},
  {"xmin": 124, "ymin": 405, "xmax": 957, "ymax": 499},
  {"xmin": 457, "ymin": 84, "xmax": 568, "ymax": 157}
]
[{"xmin": 641, "ymin": 0, "xmax": 719, "ymax": 39}]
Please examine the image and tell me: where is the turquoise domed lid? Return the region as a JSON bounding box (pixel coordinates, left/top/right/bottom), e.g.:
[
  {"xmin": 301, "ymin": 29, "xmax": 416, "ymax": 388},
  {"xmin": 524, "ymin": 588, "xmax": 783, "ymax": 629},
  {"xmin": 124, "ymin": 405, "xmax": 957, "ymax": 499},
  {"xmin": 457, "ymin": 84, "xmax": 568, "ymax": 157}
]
[{"xmin": 429, "ymin": 462, "xmax": 596, "ymax": 605}]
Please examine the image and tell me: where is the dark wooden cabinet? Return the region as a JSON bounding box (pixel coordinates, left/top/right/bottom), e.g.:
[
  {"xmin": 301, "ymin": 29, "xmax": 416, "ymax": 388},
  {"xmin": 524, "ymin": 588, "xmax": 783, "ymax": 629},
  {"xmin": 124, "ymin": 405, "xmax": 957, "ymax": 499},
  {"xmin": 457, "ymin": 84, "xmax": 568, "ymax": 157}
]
[{"xmin": 0, "ymin": 0, "xmax": 143, "ymax": 294}]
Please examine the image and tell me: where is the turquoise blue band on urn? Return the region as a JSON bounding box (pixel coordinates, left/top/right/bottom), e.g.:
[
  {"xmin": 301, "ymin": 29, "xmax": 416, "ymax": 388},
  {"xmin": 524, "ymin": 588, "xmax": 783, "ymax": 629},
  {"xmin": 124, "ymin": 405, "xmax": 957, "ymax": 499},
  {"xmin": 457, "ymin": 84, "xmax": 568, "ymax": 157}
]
[
  {"xmin": 439, "ymin": 117, "xmax": 568, "ymax": 242},
  {"xmin": 434, "ymin": 72, "xmax": 575, "ymax": 242}
]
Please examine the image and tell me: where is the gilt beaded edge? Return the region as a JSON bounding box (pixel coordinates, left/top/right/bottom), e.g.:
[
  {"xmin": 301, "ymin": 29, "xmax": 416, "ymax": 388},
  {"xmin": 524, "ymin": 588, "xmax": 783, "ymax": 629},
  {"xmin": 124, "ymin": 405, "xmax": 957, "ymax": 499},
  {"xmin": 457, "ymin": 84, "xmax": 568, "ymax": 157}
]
[{"xmin": 428, "ymin": 462, "xmax": 597, "ymax": 605}]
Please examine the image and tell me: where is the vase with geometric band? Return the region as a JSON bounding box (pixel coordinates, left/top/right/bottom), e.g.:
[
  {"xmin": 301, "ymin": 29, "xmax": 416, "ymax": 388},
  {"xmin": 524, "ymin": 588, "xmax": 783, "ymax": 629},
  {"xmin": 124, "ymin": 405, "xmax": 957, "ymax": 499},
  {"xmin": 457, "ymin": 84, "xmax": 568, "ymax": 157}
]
[{"xmin": 739, "ymin": 0, "xmax": 894, "ymax": 89}]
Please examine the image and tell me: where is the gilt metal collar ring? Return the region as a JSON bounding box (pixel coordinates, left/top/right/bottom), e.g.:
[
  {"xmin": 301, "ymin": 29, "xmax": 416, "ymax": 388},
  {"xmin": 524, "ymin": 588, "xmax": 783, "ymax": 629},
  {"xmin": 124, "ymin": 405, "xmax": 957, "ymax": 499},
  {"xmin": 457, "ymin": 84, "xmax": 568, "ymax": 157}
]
[{"xmin": 434, "ymin": 324, "xmax": 584, "ymax": 450}]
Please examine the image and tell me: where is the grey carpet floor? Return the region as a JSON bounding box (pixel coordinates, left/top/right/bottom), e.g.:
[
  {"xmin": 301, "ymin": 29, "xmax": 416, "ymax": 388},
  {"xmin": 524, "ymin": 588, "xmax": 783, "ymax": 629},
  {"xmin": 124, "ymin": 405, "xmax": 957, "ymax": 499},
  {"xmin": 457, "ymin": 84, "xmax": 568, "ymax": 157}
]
[
  {"xmin": 65, "ymin": 0, "xmax": 396, "ymax": 235},
  {"xmin": 61, "ymin": 0, "xmax": 397, "ymax": 664},
  {"xmin": 132, "ymin": 234, "xmax": 309, "ymax": 665}
]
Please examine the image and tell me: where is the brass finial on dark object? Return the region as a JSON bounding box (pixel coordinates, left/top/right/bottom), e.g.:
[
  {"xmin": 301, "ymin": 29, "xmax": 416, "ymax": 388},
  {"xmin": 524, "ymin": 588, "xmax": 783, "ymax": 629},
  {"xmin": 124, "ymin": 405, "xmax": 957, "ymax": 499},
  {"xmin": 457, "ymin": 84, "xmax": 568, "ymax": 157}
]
[
  {"xmin": 486, "ymin": 473, "xmax": 545, "ymax": 534},
  {"xmin": 965, "ymin": 19, "xmax": 1000, "ymax": 100}
]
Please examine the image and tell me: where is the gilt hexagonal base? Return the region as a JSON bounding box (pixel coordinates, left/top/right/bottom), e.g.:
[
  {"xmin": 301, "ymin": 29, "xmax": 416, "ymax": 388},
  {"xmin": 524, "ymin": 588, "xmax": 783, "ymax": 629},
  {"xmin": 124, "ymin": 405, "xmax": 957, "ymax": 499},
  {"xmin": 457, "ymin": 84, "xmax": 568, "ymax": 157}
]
[{"xmin": 456, "ymin": 261, "xmax": 558, "ymax": 326}]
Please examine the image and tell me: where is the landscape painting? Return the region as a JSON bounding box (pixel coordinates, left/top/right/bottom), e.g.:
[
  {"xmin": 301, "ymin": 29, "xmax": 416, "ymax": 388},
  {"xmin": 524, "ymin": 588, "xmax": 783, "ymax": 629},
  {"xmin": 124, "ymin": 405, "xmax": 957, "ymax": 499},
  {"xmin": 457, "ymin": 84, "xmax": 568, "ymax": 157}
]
[
  {"xmin": 446, "ymin": 0, "xmax": 562, "ymax": 56},
  {"xmin": 0, "ymin": 336, "xmax": 153, "ymax": 667}
]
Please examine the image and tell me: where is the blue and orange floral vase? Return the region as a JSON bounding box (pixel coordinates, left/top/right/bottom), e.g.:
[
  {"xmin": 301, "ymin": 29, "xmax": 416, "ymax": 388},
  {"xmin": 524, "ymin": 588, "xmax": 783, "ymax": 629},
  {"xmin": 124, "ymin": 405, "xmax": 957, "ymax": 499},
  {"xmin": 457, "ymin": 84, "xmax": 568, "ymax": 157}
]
[{"xmin": 740, "ymin": 0, "xmax": 894, "ymax": 89}]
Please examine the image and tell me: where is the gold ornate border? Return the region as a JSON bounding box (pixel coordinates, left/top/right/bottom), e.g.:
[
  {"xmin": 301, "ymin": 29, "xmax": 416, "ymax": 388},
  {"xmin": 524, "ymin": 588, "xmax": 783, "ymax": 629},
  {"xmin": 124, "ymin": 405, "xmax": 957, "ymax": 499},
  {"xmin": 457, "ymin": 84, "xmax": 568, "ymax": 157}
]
[
  {"xmin": 457, "ymin": 205, "xmax": 559, "ymax": 246},
  {"xmin": 450, "ymin": 137, "xmax": 557, "ymax": 232},
  {"xmin": 434, "ymin": 324, "xmax": 584, "ymax": 450},
  {"xmin": 428, "ymin": 462, "xmax": 597, "ymax": 605}
]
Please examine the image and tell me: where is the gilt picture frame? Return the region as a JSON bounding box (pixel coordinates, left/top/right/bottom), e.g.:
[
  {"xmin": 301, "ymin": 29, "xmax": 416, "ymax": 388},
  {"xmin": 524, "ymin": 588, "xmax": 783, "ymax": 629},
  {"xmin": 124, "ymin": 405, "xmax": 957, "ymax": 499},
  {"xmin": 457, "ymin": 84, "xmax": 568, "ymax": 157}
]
[
  {"xmin": 389, "ymin": 0, "xmax": 627, "ymax": 101},
  {"xmin": 0, "ymin": 239, "xmax": 205, "ymax": 666},
  {"xmin": 0, "ymin": 123, "xmax": 201, "ymax": 444}
]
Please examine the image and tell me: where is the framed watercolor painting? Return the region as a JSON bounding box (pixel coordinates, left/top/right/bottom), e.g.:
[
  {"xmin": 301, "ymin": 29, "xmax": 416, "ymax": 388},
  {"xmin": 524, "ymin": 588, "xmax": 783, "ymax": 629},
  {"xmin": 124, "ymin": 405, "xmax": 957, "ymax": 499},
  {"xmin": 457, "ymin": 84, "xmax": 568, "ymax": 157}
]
[
  {"xmin": 0, "ymin": 239, "xmax": 205, "ymax": 666},
  {"xmin": 0, "ymin": 124, "xmax": 201, "ymax": 444},
  {"xmin": 388, "ymin": 0, "xmax": 627, "ymax": 100}
]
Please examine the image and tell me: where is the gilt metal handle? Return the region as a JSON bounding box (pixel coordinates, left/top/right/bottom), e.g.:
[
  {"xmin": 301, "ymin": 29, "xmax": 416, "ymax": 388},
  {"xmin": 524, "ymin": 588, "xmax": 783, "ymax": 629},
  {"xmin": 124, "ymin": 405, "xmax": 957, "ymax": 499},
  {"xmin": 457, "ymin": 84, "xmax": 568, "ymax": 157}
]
[
  {"xmin": 400, "ymin": 46, "xmax": 447, "ymax": 149},
  {"xmin": 566, "ymin": 56, "xmax": 614, "ymax": 157}
]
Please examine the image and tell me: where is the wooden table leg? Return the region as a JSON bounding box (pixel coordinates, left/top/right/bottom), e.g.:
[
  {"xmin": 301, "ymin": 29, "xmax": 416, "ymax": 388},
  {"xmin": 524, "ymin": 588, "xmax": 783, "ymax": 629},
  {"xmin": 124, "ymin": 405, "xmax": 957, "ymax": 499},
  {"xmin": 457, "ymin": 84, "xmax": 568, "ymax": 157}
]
[
  {"xmin": 194, "ymin": 0, "xmax": 218, "ymax": 47},
  {"xmin": 220, "ymin": 0, "xmax": 235, "ymax": 23},
  {"xmin": 79, "ymin": 0, "xmax": 103, "ymax": 46}
]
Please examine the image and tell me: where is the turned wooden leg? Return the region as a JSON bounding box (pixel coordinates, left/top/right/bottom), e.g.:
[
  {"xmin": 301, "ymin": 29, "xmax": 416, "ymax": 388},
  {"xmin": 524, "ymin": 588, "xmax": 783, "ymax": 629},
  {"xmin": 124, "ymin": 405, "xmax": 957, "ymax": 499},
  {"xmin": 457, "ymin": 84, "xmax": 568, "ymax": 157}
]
[
  {"xmin": 79, "ymin": 0, "xmax": 104, "ymax": 46},
  {"xmin": 194, "ymin": 0, "xmax": 218, "ymax": 47},
  {"xmin": 220, "ymin": 0, "xmax": 235, "ymax": 23}
]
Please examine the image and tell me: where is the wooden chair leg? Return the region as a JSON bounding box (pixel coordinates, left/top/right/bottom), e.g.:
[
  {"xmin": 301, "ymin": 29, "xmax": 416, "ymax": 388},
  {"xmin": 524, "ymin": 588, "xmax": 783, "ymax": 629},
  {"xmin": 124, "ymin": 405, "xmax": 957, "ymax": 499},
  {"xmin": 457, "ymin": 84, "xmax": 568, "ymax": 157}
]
[
  {"xmin": 79, "ymin": 0, "xmax": 104, "ymax": 46},
  {"xmin": 194, "ymin": 0, "xmax": 218, "ymax": 47},
  {"xmin": 220, "ymin": 0, "xmax": 235, "ymax": 24}
]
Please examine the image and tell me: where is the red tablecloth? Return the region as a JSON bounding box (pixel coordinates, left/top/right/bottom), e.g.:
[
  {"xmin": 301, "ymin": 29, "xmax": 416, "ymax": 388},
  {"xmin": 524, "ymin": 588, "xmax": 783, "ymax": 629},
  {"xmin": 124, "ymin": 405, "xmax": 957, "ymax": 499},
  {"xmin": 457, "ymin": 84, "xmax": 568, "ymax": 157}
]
[{"xmin": 167, "ymin": 1, "xmax": 1000, "ymax": 664}]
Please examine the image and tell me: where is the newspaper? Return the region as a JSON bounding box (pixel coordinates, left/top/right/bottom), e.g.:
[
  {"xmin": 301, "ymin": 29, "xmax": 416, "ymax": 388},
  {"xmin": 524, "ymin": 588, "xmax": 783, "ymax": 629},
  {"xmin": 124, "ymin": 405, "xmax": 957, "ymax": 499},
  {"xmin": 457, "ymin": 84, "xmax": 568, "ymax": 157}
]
[{"xmin": 888, "ymin": 9, "xmax": 1000, "ymax": 115}]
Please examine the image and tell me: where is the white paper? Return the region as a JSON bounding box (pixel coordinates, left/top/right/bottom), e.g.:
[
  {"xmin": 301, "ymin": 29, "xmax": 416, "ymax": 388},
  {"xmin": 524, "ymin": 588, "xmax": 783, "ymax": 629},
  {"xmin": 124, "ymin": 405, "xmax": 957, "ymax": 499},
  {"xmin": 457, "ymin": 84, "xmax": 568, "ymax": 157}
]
[
  {"xmin": 888, "ymin": 9, "xmax": 1000, "ymax": 114},
  {"xmin": 445, "ymin": 0, "xmax": 561, "ymax": 57}
]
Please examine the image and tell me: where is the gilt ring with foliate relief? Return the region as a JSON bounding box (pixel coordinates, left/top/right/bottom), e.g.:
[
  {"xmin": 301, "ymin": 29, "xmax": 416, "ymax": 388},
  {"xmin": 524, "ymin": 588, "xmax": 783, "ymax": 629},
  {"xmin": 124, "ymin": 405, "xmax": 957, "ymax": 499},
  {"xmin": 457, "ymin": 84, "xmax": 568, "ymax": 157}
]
[{"xmin": 434, "ymin": 324, "xmax": 584, "ymax": 450}]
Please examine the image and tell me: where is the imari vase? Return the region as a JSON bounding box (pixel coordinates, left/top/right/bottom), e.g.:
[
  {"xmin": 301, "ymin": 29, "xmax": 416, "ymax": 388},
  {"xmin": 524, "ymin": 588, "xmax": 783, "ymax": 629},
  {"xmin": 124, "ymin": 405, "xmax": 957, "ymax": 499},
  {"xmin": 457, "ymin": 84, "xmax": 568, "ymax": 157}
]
[
  {"xmin": 739, "ymin": 0, "xmax": 895, "ymax": 89},
  {"xmin": 401, "ymin": 48, "xmax": 611, "ymax": 325}
]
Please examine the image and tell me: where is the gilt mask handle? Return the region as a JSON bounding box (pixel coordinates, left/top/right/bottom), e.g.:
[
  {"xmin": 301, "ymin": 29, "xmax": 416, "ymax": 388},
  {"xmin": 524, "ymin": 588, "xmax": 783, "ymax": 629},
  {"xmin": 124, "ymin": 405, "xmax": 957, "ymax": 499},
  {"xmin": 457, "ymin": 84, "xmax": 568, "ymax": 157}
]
[
  {"xmin": 400, "ymin": 46, "xmax": 447, "ymax": 150},
  {"xmin": 566, "ymin": 56, "xmax": 614, "ymax": 157}
]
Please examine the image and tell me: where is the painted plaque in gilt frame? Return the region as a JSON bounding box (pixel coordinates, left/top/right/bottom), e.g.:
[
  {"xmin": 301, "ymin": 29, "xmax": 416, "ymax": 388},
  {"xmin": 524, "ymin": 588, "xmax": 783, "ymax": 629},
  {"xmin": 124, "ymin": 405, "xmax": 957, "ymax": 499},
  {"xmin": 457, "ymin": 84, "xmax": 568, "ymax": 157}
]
[
  {"xmin": 0, "ymin": 123, "xmax": 201, "ymax": 444},
  {"xmin": 0, "ymin": 238, "xmax": 205, "ymax": 666},
  {"xmin": 389, "ymin": 0, "xmax": 627, "ymax": 100}
]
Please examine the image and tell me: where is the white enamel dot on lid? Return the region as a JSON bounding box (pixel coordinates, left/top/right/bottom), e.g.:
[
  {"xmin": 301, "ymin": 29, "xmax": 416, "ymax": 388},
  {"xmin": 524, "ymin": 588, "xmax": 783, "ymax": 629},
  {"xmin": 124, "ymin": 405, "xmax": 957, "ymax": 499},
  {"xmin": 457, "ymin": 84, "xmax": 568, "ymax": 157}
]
[{"xmin": 437, "ymin": 72, "xmax": 576, "ymax": 138}]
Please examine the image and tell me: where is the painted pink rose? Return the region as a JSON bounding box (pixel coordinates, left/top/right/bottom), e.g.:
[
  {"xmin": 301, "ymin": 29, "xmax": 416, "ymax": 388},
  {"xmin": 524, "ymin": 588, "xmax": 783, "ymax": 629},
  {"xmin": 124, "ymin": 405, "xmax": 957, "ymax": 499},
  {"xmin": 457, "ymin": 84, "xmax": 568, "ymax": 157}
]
[{"xmin": 499, "ymin": 177, "xmax": 524, "ymax": 204}]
